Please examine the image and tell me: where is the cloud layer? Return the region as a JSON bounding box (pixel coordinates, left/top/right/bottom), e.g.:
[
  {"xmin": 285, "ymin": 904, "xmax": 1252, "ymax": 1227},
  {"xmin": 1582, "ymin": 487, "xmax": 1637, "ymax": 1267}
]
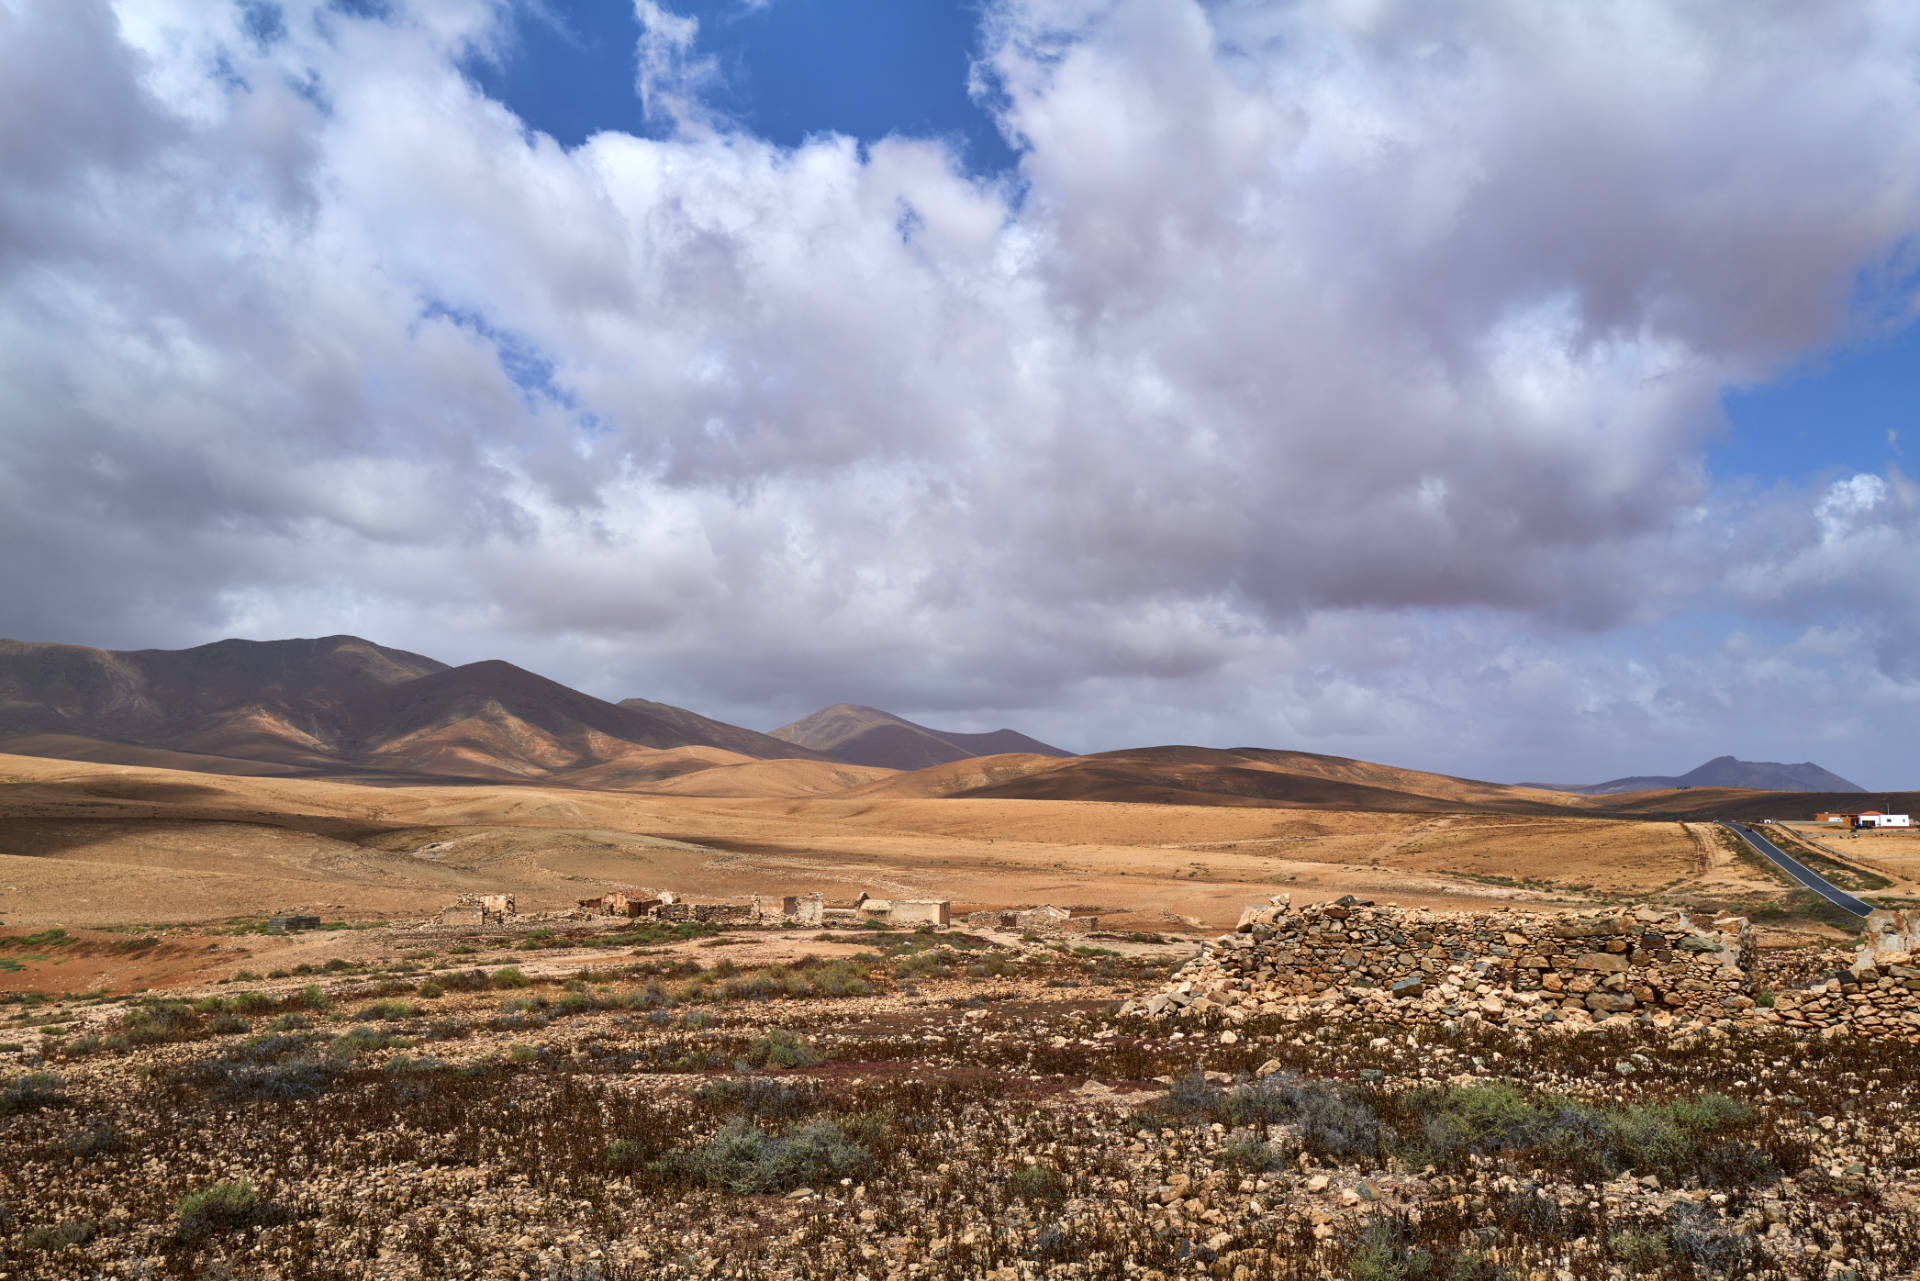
[{"xmin": 3, "ymin": 0, "xmax": 1919, "ymax": 784}]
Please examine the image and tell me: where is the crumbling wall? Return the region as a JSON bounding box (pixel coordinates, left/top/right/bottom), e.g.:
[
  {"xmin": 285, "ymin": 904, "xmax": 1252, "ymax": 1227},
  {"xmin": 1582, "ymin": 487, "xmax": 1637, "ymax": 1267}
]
[
  {"xmin": 1126, "ymin": 899, "xmax": 1758, "ymax": 1033},
  {"xmin": 654, "ymin": 900, "xmax": 759, "ymax": 924}
]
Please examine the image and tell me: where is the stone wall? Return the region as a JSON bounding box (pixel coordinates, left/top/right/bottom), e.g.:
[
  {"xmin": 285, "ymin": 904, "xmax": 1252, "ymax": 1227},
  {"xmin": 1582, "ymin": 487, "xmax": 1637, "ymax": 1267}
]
[
  {"xmin": 655, "ymin": 901, "xmax": 761, "ymax": 924},
  {"xmin": 1125, "ymin": 898, "xmax": 1759, "ymax": 1034},
  {"xmin": 1754, "ymin": 910, "xmax": 1920, "ymax": 1037}
]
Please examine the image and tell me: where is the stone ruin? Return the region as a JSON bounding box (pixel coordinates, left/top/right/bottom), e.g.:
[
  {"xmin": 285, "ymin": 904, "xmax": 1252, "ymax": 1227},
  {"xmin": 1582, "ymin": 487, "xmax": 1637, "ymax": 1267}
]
[
  {"xmin": 1126, "ymin": 895, "xmax": 1757, "ymax": 1034},
  {"xmin": 823, "ymin": 894, "xmax": 951, "ymax": 928},
  {"xmin": 962, "ymin": 904, "xmax": 1098, "ymax": 936},
  {"xmin": 440, "ymin": 894, "xmax": 515, "ymax": 927},
  {"xmin": 1129, "ymin": 896, "xmax": 1920, "ymax": 1040},
  {"xmin": 571, "ymin": 889, "xmax": 947, "ymax": 929}
]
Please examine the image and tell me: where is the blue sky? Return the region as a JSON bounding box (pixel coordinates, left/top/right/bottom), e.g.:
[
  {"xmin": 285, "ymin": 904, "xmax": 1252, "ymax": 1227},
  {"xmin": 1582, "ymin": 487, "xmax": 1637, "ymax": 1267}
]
[
  {"xmin": 465, "ymin": 0, "xmax": 1017, "ymax": 171},
  {"xmin": 4, "ymin": 0, "xmax": 1920, "ymax": 787}
]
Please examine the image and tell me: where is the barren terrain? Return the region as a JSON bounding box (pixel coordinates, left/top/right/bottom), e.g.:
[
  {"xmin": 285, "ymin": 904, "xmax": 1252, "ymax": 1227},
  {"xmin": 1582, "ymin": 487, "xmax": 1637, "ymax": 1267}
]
[{"xmin": 0, "ymin": 753, "xmax": 1807, "ymax": 955}]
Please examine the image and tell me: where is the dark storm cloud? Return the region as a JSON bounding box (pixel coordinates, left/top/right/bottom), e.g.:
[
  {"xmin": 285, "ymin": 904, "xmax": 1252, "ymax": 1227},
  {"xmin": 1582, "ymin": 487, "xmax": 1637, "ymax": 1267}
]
[{"xmin": 2, "ymin": 0, "xmax": 1919, "ymax": 783}]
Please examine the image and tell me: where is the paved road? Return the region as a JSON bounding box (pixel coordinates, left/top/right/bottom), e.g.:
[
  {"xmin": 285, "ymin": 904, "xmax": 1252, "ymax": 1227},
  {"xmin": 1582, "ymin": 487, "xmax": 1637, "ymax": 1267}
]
[{"xmin": 1720, "ymin": 821, "xmax": 1874, "ymax": 918}]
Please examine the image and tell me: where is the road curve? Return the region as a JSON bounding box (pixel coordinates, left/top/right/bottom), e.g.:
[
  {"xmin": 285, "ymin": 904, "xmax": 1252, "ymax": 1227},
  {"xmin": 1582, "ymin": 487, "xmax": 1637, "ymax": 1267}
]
[{"xmin": 1720, "ymin": 821, "xmax": 1874, "ymax": 918}]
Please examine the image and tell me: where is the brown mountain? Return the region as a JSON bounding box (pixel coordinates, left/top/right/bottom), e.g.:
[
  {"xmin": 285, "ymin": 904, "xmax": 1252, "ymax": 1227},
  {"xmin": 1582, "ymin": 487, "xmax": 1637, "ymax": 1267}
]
[
  {"xmin": 771, "ymin": 703, "xmax": 1070, "ymax": 770},
  {"xmin": 0, "ymin": 634, "xmax": 445, "ymax": 741},
  {"xmin": 0, "ymin": 636, "xmax": 824, "ymax": 784}
]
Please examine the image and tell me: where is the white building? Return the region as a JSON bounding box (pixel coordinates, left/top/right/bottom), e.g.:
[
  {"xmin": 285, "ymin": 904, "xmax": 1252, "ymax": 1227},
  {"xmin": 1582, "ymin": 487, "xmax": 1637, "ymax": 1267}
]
[{"xmin": 1857, "ymin": 812, "xmax": 1911, "ymax": 828}]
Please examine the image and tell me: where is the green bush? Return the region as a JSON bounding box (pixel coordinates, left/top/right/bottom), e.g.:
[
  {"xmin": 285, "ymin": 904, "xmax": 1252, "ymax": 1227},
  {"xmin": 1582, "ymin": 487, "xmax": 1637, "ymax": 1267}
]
[
  {"xmin": 738, "ymin": 1029, "xmax": 823, "ymax": 1070},
  {"xmin": 353, "ymin": 1000, "xmax": 421, "ymax": 1022},
  {"xmin": 491, "ymin": 966, "xmax": 531, "ymax": 990},
  {"xmin": 175, "ymin": 1178, "xmax": 269, "ymax": 1242},
  {"xmin": 668, "ymin": 1117, "xmax": 876, "ymax": 1193},
  {"xmin": 0, "ymin": 1071, "xmax": 68, "ymax": 1116}
]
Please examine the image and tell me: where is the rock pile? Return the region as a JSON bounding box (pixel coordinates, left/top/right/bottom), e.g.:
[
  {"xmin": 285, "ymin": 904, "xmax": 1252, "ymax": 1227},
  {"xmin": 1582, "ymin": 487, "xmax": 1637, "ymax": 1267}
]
[{"xmin": 1124, "ymin": 897, "xmax": 1760, "ymax": 1034}]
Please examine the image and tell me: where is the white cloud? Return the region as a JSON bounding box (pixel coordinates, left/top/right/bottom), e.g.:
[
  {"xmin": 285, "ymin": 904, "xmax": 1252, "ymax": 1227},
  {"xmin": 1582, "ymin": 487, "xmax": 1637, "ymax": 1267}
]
[{"xmin": 1, "ymin": 0, "xmax": 1919, "ymax": 782}]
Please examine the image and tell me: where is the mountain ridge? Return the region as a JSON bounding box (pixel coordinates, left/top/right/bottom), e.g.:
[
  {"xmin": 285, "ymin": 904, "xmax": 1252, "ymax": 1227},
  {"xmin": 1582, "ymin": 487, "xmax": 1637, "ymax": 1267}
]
[
  {"xmin": 1531, "ymin": 754, "xmax": 1866, "ymax": 796},
  {"xmin": 0, "ymin": 636, "xmax": 819, "ymax": 784},
  {"xmin": 771, "ymin": 702, "xmax": 1071, "ymax": 770}
]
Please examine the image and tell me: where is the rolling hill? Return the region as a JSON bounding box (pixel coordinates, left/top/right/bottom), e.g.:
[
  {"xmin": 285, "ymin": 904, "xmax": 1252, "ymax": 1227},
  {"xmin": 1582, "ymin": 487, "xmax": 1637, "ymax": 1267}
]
[
  {"xmin": 772, "ymin": 703, "xmax": 1070, "ymax": 770},
  {"xmin": 854, "ymin": 745, "xmax": 1599, "ymax": 814}
]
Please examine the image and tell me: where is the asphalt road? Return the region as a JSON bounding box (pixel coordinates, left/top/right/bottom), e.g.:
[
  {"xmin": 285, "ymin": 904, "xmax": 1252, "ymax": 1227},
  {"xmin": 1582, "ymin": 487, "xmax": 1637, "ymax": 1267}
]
[{"xmin": 1720, "ymin": 821, "xmax": 1874, "ymax": 918}]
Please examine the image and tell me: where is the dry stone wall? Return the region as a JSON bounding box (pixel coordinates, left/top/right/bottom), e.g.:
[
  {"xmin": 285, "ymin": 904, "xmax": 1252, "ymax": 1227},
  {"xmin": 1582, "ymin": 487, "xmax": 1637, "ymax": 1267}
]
[{"xmin": 1125, "ymin": 897, "xmax": 1760, "ymax": 1035}]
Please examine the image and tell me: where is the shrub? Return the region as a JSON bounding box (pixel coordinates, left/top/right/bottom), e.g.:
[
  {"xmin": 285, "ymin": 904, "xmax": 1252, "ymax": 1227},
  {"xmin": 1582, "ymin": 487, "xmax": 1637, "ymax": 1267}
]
[
  {"xmin": 353, "ymin": 1000, "xmax": 421, "ymax": 1022},
  {"xmin": 738, "ymin": 1029, "xmax": 823, "ymax": 1070},
  {"xmin": 1153, "ymin": 1071, "xmax": 1384, "ymax": 1163},
  {"xmin": 811, "ymin": 959, "xmax": 873, "ymax": 997},
  {"xmin": 669, "ymin": 1117, "xmax": 876, "ymax": 1193},
  {"xmin": 0, "ymin": 1071, "xmax": 68, "ymax": 1116},
  {"xmin": 440, "ymin": 968, "xmax": 492, "ymax": 992},
  {"xmin": 416, "ymin": 979, "xmax": 444, "ymax": 999},
  {"xmin": 22, "ymin": 1218, "xmax": 97, "ymax": 1250},
  {"xmin": 60, "ymin": 1120, "xmax": 120, "ymax": 1158},
  {"xmin": 287, "ymin": 984, "xmax": 329, "ymax": 1011},
  {"xmin": 1006, "ymin": 1165, "xmax": 1067, "ymax": 1203},
  {"xmin": 1219, "ymin": 1132, "xmax": 1287, "ymax": 1171},
  {"xmin": 491, "ymin": 967, "xmax": 531, "ymax": 990},
  {"xmin": 1609, "ymin": 1228, "xmax": 1669, "ymax": 1267},
  {"xmin": 175, "ymin": 1178, "xmax": 270, "ymax": 1243},
  {"xmin": 694, "ymin": 1075, "xmax": 813, "ymax": 1124},
  {"xmin": 331, "ymin": 1026, "xmax": 409, "ymax": 1058}
]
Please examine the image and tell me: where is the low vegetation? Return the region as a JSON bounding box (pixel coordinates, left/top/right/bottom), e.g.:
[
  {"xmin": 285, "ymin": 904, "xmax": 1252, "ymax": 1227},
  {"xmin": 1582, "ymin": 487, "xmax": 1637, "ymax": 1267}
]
[{"xmin": 0, "ymin": 923, "xmax": 1914, "ymax": 1279}]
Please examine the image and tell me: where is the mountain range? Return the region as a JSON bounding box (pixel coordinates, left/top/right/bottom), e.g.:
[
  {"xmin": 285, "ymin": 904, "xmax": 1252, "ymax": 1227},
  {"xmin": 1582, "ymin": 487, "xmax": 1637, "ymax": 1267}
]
[
  {"xmin": 0, "ymin": 635, "xmax": 1059, "ymax": 786},
  {"xmin": 1535, "ymin": 755, "xmax": 1866, "ymax": 796},
  {"xmin": 0, "ymin": 635, "xmax": 1891, "ymax": 818}
]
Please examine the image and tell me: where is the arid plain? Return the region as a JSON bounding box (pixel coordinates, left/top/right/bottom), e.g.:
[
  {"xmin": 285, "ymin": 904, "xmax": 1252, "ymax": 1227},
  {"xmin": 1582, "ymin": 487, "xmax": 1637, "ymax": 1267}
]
[{"xmin": 4, "ymin": 744, "xmax": 1911, "ymax": 999}]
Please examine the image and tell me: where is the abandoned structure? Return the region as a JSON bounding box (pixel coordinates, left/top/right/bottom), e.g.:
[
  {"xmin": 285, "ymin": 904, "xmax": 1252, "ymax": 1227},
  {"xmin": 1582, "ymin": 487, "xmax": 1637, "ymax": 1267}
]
[
  {"xmin": 817, "ymin": 893, "xmax": 952, "ymax": 927},
  {"xmin": 963, "ymin": 904, "xmax": 1098, "ymax": 935},
  {"xmin": 565, "ymin": 887, "xmax": 945, "ymax": 928},
  {"xmin": 576, "ymin": 888, "xmax": 664, "ymax": 918},
  {"xmin": 440, "ymin": 893, "xmax": 515, "ymax": 927}
]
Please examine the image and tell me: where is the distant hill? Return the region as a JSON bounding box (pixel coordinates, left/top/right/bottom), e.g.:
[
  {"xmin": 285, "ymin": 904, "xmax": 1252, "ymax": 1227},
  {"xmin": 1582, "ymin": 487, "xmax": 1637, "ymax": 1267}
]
[
  {"xmin": 854, "ymin": 744, "xmax": 1600, "ymax": 815},
  {"xmin": 0, "ymin": 636, "xmax": 829, "ymax": 784},
  {"xmin": 1539, "ymin": 755, "xmax": 1866, "ymax": 796},
  {"xmin": 771, "ymin": 703, "xmax": 1070, "ymax": 770}
]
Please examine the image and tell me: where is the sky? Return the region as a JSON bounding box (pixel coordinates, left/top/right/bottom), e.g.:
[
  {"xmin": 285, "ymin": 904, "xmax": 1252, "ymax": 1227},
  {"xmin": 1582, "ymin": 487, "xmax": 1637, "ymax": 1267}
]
[{"xmin": 2, "ymin": 0, "xmax": 1919, "ymax": 788}]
